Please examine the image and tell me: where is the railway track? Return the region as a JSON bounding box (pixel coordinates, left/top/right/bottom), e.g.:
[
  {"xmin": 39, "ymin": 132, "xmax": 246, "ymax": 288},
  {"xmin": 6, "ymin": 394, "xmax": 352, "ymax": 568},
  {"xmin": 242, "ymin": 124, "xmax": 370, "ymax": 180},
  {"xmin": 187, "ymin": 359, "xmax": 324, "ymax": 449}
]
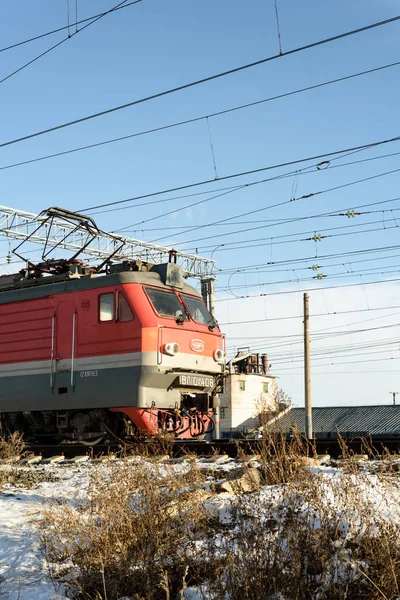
[
  {"xmin": 19, "ymin": 435, "xmax": 400, "ymax": 461},
  {"xmin": 24, "ymin": 439, "xmax": 259, "ymax": 459}
]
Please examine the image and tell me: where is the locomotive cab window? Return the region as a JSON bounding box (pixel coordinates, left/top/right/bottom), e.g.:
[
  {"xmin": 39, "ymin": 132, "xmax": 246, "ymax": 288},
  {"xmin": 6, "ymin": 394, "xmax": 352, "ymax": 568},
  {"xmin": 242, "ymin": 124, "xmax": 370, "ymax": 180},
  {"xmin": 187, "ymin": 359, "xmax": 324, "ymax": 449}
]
[
  {"xmin": 182, "ymin": 294, "xmax": 216, "ymax": 327},
  {"xmin": 145, "ymin": 287, "xmax": 187, "ymax": 320},
  {"xmin": 99, "ymin": 293, "xmax": 114, "ymax": 322},
  {"xmin": 117, "ymin": 292, "xmax": 134, "ymax": 322}
]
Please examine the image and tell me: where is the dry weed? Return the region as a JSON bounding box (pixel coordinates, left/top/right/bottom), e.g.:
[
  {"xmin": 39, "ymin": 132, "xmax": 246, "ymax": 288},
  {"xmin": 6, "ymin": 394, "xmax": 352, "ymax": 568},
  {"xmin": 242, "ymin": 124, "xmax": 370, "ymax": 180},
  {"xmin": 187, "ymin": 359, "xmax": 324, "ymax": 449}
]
[
  {"xmin": 205, "ymin": 436, "xmax": 400, "ymax": 600},
  {"xmin": 39, "ymin": 459, "xmax": 209, "ymax": 599},
  {"xmin": 256, "ymin": 426, "xmax": 316, "ymax": 485},
  {"xmin": 37, "ymin": 432, "xmax": 400, "ymax": 600},
  {"xmin": 0, "ymin": 431, "xmax": 28, "ymax": 489},
  {"xmin": 0, "ymin": 430, "xmax": 26, "ymax": 460}
]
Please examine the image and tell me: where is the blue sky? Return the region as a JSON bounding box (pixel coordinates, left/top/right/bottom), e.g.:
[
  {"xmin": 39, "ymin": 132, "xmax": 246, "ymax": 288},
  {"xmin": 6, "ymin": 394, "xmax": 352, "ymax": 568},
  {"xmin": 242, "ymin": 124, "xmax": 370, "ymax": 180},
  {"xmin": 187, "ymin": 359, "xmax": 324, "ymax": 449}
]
[{"xmin": 1, "ymin": 0, "xmax": 400, "ymax": 407}]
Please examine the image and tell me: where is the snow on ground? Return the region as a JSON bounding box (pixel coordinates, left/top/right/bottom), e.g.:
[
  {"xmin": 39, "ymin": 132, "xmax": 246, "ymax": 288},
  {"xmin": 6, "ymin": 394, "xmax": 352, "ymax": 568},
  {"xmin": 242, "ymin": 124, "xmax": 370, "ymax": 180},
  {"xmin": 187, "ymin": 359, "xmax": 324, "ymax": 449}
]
[
  {"xmin": 0, "ymin": 463, "xmax": 89, "ymax": 600},
  {"xmin": 0, "ymin": 457, "xmax": 400, "ymax": 600}
]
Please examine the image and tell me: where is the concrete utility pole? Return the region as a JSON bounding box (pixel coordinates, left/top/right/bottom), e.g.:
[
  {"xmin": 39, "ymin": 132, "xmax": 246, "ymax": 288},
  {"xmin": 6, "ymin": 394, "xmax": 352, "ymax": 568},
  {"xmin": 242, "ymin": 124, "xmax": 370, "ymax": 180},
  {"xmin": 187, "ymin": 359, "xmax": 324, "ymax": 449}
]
[
  {"xmin": 391, "ymin": 392, "xmax": 398, "ymax": 405},
  {"xmin": 304, "ymin": 293, "xmax": 313, "ymax": 440}
]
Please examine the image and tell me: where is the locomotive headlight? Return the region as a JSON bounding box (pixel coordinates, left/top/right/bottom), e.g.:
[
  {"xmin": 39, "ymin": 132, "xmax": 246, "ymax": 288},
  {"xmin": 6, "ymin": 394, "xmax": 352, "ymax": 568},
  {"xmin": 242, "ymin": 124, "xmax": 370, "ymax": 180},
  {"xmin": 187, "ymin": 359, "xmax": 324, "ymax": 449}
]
[
  {"xmin": 163, "ymin": 342, "xmax": 180, "ymax": 356},
  {"xmin": 213, "ymin": 349, "xmax": 225, "ymax": 363}
]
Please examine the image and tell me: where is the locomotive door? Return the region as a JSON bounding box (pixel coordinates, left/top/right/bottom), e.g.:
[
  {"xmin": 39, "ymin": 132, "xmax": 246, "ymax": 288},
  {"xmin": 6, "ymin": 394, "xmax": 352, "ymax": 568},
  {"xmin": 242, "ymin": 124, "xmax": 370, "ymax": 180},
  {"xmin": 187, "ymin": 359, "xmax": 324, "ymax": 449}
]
[{"xmin": 55, "ymin": 301, "xmax": 77, "ymax": 388}]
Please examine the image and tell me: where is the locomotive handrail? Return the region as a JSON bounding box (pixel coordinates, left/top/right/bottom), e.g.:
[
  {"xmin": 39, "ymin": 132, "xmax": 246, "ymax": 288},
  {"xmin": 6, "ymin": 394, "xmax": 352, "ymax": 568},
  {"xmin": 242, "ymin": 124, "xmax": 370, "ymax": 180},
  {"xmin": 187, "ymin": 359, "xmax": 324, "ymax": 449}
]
[
  {"xmin": 50, "ymin": 314, "xmax": 55, "ymax": 390},
  {"xmin": 71, "ymin": 311, "xmax": 77, "ymax": 388}
]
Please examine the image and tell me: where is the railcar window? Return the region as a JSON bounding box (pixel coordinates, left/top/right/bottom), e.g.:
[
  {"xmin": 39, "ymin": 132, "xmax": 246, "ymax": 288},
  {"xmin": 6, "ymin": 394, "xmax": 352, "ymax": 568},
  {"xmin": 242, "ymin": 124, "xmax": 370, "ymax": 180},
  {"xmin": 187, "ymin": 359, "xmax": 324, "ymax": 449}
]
[
  {"xmin": 117, "ymin": 292, "xmax": 134, "ymax": 322},
  {"xmin": 181, "ymin": 294, "xmax": 216, "ymax": 326},
  {"xmin": 145, "ymin": 288, "xmax": 187, "ymax": 320},
  {"xmin": 99, "ymin": 293, "xmax": 114, "ymax": 322}
]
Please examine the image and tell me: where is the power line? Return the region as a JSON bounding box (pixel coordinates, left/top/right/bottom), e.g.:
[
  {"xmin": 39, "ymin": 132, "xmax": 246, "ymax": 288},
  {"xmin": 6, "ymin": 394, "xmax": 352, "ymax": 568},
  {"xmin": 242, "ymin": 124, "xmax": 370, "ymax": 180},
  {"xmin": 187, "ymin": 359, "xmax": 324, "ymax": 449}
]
[
  {"xmin": 228, "ymin": 324, "xmax": 400, "ymax": 353},
  {"xmin": 214, "ymin": 276, "xmax": 400, "ymax": 302},
  {"xmin": 220, "ymin": 304, "xmax": 400, "ymax": 326},
  {"xmin": 201, "ymin": 220, "xmax": 399, "ymax": 254},
  {"xmin": 86, "ymin": 133, "xmax": 400, "ymax": 215},
  {"xmin": 0, "ymin": 0, "xmax": 134, "ymax": 86},
  {"xmin": 117, "ymin": 166, "xmax": 400, "ymax": 234},
  {"xmin": 219, "ymin": 250, "xmax": 400, "ymax": 280},
  {"xmin": 271, "ymin": 344, "xmax": 400, "ymax": 365},
  {"xmin": 218, "ymin": 261, "xmax": 400, "ymax": 294},
  {"xmin": 2, "ymin": 14, "xmax": 400, "ymax": 151},
  {"xmin": 227, "ymin": 323, "xmax": 400, "ymax": 351},
  {"xmin": 272, "ymin": 355, "xmax": 400, "ymax": 370},
  {"xmin": 172, "ymin": 166, "xmax": 400, "ymax": 249},
  {"xmin": 213, "ymin": 218, "xmax": 400, "ymax": 257},
  {"xmin": 97, "ymin": 149, "xmax": 400, "ymax": 223},
  {"xmin": 1, "ymin": 59, "xmax": 399, "ymax": 173},
  {"xmin": 218, "ymin": 243, "xmax": 400, "ymax": 274},
  {"xmin": 0, "ymin": 1, "xmax": 142, "ymax": 55},
  {"xmin": 274, "ymin": 370, "xmax": 400, "ymax": 374}
]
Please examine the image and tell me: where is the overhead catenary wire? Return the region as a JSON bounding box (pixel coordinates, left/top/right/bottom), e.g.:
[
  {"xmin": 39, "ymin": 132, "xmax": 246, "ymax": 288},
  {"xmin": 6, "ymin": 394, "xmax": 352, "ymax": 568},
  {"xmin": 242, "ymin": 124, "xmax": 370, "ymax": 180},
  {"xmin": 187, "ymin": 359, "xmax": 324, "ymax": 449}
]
[
  {"xmin": 218, "ymin": 249, "xmax": 400, "ymax": 280},
  {"xmin": 227, "ymin": 314, "xmax": 400, "ymax": 344},
  {"xmin": 1, "ymin": 59, "xmax": 400, "ymax": 173},
  {"xmin": 0, "ymin": 0, "xmax": 143, "ymax": 55},
  {"xmin": 91, "ymin": 133, "xmax": 400, "ymax": 218},
  {"xmin": 219, "ymin": 303, "xmax": 400, "ymax": 326},
  {"xmin": 218, "ymin": 243, "xmax": 400, "ymax": 274},
  {"xmin": 165, "ymin": 165, "xmax": 400, "ymax": 249},
  {"xmin": 274, "ymin": 356, "xmax": 400, "ymax": 370},
  {"xmin": 214, "ymin": 276, "xmax": 400, "ymax": 302},
  {"xmin": 260, "ymin": 342, "xmax": 400, "ymax": 365},
  {"xmin": 114, "ymin": 154, "xmax": 400, "ymax": 231},
  {"xmin": 1, "ymin": 14, "xmax": 400, "ymax": 151},
  {"xmin": 198, "ymin": 218, "xmax": 400, "ymax": 257},
  {"xmin": 198, "ymin": 220, "xmax": 400, "ymax": 254},
  {"xmin": 219, "ymin": 261, "xmax": 400, "ymax": 292},
  {"xmin": 243, "ymin": 337, "xmax": 400, "ymax": 359},
  {"xmin": 0, "ymin": 0, "xmax": 135, "ymax": 87}
]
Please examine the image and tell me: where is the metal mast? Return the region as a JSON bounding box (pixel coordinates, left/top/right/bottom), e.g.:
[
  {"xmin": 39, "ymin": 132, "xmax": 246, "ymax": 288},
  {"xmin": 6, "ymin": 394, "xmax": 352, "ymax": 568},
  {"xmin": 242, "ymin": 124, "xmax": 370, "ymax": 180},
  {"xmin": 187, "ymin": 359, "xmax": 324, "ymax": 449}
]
[{"xmin": 0, "ymin": 205, "xmax": 215, "ymax": 279}]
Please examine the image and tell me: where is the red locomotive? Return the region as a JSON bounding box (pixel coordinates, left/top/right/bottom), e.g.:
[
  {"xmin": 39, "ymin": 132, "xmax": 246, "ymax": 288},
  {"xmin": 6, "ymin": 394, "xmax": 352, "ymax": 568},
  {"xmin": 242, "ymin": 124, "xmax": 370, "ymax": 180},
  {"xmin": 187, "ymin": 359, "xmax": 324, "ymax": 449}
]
[{"xmin": 0, "ymin": 209, "xmax": 225, "ymax": 443}]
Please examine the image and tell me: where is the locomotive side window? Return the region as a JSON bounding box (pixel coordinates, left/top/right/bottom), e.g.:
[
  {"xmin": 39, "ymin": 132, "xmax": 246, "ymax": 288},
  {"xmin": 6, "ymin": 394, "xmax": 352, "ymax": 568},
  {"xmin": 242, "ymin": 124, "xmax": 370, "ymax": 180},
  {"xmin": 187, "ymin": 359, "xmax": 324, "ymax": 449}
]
[
  {"xmin": 181, "ymin": 294, "xmax": 216, "ymax": 326},
  {"xmin": 117, "ymin": 292, "xmax": 134, "ymax": 322},
  {"xmin": 145, "ymin": 287, "xmax": 187, "ymax": 320},
  {"xmin": 99, "ymin": 293, "xmax": 114, "ymax": 321}
]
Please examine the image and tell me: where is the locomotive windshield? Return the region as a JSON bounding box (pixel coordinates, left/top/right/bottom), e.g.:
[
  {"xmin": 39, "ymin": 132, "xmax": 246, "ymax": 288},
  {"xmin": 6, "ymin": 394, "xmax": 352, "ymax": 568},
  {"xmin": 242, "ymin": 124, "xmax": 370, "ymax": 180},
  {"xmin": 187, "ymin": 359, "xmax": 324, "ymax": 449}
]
[
  {"xmin": 181, "ymin": 294, "xmax": 216, "ymax": 327},
  {"xmin": 145, "ymin": 288, "xmax": 187, "ymax": 320}
]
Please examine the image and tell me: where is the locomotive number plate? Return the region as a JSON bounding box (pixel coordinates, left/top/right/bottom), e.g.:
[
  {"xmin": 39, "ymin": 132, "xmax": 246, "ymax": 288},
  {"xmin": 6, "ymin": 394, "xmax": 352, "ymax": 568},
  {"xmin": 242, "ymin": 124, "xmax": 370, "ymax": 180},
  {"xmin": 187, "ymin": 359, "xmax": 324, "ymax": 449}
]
[{"xmin": 178, "ymin": 375, "xmax": 214, "ymax": 389}]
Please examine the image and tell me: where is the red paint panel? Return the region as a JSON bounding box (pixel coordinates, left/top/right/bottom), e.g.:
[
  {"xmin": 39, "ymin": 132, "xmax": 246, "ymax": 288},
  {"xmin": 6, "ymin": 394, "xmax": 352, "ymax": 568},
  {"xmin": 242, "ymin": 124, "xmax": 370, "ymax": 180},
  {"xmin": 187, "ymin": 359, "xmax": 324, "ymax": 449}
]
[
  {"xmin": 0, "ymin": 298, "xmax": 54, "ymax": 364},
  {"xmin": 161, "ymin": 327, "xmax": 221, "ymax": 357},
  {"xmin": 0, "ymin": 280, "xmax": 222, "ymax": 365}
]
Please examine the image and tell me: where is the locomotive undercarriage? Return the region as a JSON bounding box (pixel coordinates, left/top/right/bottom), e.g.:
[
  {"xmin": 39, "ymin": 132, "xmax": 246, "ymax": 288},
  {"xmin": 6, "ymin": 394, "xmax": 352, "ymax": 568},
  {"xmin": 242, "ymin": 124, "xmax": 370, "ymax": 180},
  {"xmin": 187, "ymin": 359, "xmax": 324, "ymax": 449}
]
[
  {"xmin": 0, "ymin": 390, "xmax": 215, "ymax": 443},
  {"xmin": 0, "ymin": 408, "xmax": 120, "ymax": 444}
]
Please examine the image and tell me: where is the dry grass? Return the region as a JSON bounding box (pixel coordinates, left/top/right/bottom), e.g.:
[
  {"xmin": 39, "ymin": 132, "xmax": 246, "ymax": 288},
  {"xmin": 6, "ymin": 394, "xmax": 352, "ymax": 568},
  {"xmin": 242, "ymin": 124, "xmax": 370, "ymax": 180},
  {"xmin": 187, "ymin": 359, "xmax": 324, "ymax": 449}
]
[
  {"xmin": 39, "ymin": 459, "xmax": 210, "ymax": 599},
  {"xmin": 120, "ymin": 432, "xmax": 176, "ymax": 459},
  {"xmin": 204, "ymin": 433, "xmax": 400, "ymax": 600},
  {"xmin": 37, "ymin": 432, "xmax": 400, "ymax": 600},
  {"xmin": 0, "ymin": 431, "xmax": 28, "ymax": 489},
  {"xmin": 0, "ymin": 430, "xmax": 26, "ymax": 461},
  {"xmin": 255, "ymin": 426, "xmax": 316, "ymax": 485}
]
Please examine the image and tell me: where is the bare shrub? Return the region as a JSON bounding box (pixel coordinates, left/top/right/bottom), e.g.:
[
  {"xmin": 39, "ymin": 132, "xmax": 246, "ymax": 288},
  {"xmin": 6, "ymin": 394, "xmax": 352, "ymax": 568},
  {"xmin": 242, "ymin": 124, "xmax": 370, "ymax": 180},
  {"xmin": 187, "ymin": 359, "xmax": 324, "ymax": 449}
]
[
  {"xmin": 37, "ymin": 434, "xmax": 400, "ymax": 600},
  {"xmin": 205, "ymin": 449, "xmax": 400, "ymax": 600},
  {"xmin": 256, "ymin": 426, "xmax": 315, "ymax": 485},
  {"xmin": 39, "ymin": 459, "xmax": 209, "ymax": 599},
  {"xmin": 0, "ymin": 430, "xmax": 26, "ymax": 460},
  {"xmin": 119, "ymin": 432, "xmax": 177, "ymax": 461},
  {"xmin": 0, "ymin": 431, "xmax": 28, "ymax": 489}
]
